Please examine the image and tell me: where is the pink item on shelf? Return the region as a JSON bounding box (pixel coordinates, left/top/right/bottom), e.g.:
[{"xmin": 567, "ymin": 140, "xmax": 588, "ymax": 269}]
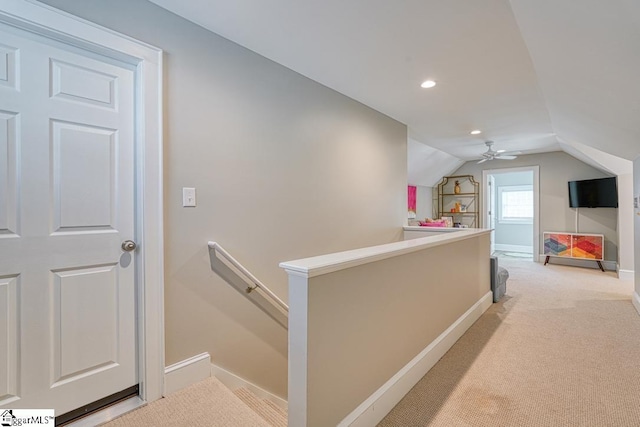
[{"xmin": 419, "ymin": 220, "xmax": 446, "ymax": 227}]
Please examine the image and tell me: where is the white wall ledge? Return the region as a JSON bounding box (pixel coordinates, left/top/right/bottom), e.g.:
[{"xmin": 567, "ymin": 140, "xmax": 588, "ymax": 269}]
[
  {"xmin": 403, "ymin": 225, "xmax": 482, "ymax": 233},
  {"xmin": 279, "ymin": 228, "xmax": 491, "ymax": 278}
]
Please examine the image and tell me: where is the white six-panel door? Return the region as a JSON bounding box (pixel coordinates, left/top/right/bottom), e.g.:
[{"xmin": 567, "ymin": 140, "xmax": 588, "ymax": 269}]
[{"xmin": 0, "ymin": 22, "xmax": 137, "ymax": 415}]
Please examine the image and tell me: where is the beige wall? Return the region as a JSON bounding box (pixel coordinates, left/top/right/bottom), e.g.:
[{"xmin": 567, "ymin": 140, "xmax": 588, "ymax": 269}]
[
  {"xmin": 40, "ymin": 0, "xmax": 408, "ymax": 397},
  {"xmin": 415, "ymin": 185, "xmax": 434, "ymax": 220},
  {"xmin": 634, "ymin": 157, "xmax": 640, "ymax": 296},
  {"xmin": 617, "ymin": 173, "xmax": 635, "ymax": 274},
  {"xmin": 453, "ymin": 152, "xmax": 619, "ymax": 261},
  {"xmin": 288, "ymin": 232, "xmax": 491, "ymax": 426}
]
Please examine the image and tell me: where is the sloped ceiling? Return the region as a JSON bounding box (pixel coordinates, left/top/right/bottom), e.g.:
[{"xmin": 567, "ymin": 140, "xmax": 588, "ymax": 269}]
[
  {"xmin": 408, "ymin": 139, "xmax": 464, "ymax": 187},
  {"xmin": 510, "ymin": 0, "xmax": 640, "ymax": 161},
  {"xmin": 558, "ymin": 139, "xmax": 632, "ymax": 176},
  {"xmin": 149, "ymin": 0, "xmax": 640, "ymax": 166}
]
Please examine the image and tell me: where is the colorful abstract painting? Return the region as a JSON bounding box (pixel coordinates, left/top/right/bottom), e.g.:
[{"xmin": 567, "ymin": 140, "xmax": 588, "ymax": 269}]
[
  {"xmin": 408, "ymin": 185, "xmax": 417, "ymax": 218},
  {"xmin": 544, "ymin": 233, "xmax": 571, "ymax": 257},
  {"xmin": 572, "ymin": 235, "xmax": 603, "ymax": 259}
]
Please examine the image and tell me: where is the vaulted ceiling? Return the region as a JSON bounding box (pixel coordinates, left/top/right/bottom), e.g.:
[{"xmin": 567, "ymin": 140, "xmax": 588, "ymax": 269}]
[{"xmin": 150, "ymin": 0, "xmax": 639, "ymax": 184}]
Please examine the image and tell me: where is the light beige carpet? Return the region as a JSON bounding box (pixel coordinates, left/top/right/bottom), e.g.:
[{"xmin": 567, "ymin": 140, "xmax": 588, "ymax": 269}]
[
  {"xmin": 379, "ymin": 259, "xmax": 640, "ymax": 426},
  {"xmin": 233, "ymin": 388, "xmax": 287, "ymax": 427},
  {"xmin": 101, "ymin": 376, "xmax": 269, "ymax": 427}
]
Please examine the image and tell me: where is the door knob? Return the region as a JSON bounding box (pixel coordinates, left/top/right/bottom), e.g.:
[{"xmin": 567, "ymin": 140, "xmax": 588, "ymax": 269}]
[{"xmin": 121, "ymin": 240, "xmax": 137, "ymax": 252}]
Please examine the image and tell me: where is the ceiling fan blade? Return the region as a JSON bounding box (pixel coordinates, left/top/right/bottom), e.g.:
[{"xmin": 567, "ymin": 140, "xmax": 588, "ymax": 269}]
[
  {"xmin": 495, "ymin": 155, "xmax": 517, "ymax": 160},
  {"xmin": 477, "ymin": 158, "xmax": 489, "ymax": 164}
]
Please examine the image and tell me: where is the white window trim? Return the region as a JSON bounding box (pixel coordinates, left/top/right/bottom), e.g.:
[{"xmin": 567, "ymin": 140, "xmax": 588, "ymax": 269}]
[{"xmin": 498, "ymin": 184, "xmax": 533, "ymax": 224}]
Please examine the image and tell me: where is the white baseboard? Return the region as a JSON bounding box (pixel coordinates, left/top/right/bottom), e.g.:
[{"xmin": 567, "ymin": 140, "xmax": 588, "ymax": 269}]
[
  {"xmin": 494, "ymin": 244, "xmax": 533, "ymax": 253},
  {"xmin": 538, "ymin": 254, "xmax": 617, "ymax": 272},
  {"xmin": 338, "ymin": 291, "xmax": 494, "ymax": 427},
  {"xmin": 211, "ymin": 364, "xmax": 287, "ymax": 410},
  {"xmin": 633, "ymin": 292, "xmax": 640, "ymax": 316},
  {"xmin": 618, "ymin": 269, "xmax": 635, "ymax": 281},
  {"xmin": 164, "ymin": 352, "xmax": 211, "ymax": 396}
]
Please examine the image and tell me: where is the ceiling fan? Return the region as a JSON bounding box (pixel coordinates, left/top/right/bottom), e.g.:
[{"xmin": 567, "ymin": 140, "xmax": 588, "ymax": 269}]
[{"xmin": 477, "ymin": 141, "xmax": 518, "ymax": 163}]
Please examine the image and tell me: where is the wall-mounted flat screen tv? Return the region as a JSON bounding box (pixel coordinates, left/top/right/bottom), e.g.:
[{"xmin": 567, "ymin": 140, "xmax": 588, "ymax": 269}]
[{"xmin": 568, "ymin": 177, "xmax": 618, "ymax": 208}]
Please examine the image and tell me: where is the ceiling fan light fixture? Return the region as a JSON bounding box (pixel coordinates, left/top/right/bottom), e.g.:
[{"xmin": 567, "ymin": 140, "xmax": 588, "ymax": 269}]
[
  {"xmin": 477, "ymin": 140, "xmax": 518, "ymax": 163},
  {"xmin": 420, "ymin": 80, "xmax": 436, "ymax": 89},
  {"xmin": 470, "ymin": 130, "xmax": 482, "ymax": 135}
]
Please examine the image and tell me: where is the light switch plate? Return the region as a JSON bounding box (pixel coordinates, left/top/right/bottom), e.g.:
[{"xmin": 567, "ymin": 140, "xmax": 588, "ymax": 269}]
[{"xmin": 182, "ymin": 187, "xmax": 196, "ymax": 207}]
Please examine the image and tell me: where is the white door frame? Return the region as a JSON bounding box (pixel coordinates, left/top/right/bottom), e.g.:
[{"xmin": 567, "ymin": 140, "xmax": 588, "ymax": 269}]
[
  {"xmin": 482, "ymin": 166, "xmax": 540, "ymax": 261},
  {"xmin": 488, "ymin": 174, "xmax": 496, "ymax": 252},
  {"xmin": 0, "ymin": 0, "xmax": 165, "ymax": 403}
]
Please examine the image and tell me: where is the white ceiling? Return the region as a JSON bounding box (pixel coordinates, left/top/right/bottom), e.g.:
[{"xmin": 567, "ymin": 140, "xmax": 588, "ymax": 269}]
[
  {"xmin": 150, "ymin": 0, "xmax": 640, "ymax": 172},
  {"xmin": 407, "ymin": 140, "xmax": 464, "ymax": 187}
]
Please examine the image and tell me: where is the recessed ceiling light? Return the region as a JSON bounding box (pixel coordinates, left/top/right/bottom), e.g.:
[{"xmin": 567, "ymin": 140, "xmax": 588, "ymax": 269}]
[
  {"xmin": 420, "ymin": 80, "xmax": 436, "ymax": 89},
  {"xmin": 470, "ymin": 130, "xmax": 482, "ymax": 135}
]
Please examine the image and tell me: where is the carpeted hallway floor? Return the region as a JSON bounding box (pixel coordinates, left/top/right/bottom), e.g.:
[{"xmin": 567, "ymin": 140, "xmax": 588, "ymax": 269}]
[
  {"xmin": 98, "ymin": 258, "xmax": 640, "ymax": 427},
  {"xmin": 379, "ymin": 258, "xmax": 640, "ymax": 426}
]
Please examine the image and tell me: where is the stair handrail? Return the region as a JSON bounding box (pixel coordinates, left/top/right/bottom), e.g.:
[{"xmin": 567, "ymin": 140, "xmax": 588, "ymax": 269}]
[{"xmin": 208, "ymin": 241, "xmax": 289, "ymax": 313}]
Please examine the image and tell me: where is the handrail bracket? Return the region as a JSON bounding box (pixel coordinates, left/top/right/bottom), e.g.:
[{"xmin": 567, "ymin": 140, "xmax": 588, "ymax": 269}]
[{"xmin": 208, "ymin": 241, "xmax": 288, "ymax": 329}]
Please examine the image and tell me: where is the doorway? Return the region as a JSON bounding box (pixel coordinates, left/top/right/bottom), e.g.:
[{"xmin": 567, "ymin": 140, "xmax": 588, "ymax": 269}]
[
  {"xmin": 483, "ymin": 166, "xmax": 540, "ymax": 261},
  {"xmin": 0, "ymin": 0, "xmax": 163, "ymax": 421}
]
